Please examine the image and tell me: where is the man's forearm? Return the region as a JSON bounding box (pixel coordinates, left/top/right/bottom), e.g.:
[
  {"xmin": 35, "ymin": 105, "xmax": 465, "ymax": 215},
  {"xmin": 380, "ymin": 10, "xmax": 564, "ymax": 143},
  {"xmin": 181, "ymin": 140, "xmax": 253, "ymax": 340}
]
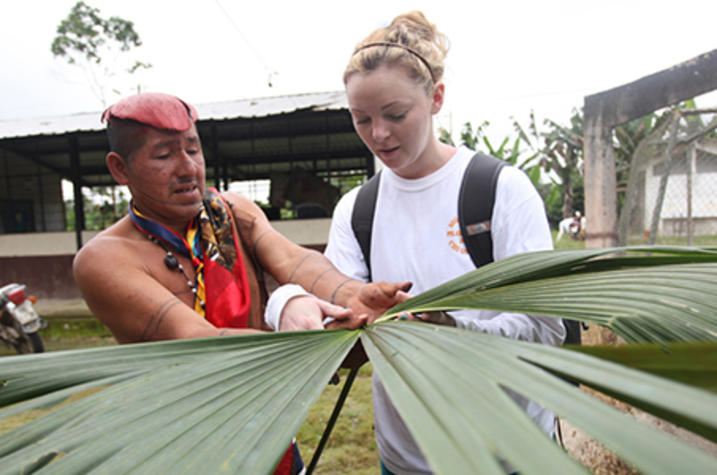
[{"xmin": 254, "ymin": 229, "xmax": 363, "ymax": 306}]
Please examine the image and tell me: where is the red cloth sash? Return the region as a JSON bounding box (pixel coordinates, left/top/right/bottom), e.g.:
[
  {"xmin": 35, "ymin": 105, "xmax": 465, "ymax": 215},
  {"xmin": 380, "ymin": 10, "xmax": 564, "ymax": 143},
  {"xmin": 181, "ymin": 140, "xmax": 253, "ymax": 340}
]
[{"xmin": 197, "ymin": 189, "xmax": 251, "ymax": 328}]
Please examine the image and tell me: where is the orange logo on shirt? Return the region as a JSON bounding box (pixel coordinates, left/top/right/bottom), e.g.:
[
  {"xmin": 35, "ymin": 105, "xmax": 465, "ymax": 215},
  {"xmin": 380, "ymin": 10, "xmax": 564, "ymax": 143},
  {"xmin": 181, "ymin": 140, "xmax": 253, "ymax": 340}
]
[{"xmin": 447, "ymin": 217, "xmax": 467, "ymax": 254}]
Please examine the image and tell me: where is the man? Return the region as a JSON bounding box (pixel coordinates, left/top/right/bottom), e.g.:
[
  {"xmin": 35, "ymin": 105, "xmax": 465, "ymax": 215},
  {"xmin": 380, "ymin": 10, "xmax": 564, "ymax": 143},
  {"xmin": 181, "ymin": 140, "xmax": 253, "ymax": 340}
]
[
  {"xmin": 556, "ymin": 211, "xmax": 584, "ymax": 241},
  {"xmin": 73, "ymin": 93, "xmax": 409, "ymax": 474}
]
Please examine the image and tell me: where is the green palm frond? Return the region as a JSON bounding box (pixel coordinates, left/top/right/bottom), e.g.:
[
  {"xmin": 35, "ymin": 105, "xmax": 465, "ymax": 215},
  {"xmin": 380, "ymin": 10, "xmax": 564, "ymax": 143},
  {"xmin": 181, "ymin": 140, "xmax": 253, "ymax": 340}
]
[
  {"xmin": 0, "ymin": 331, "xmax": 358, "ymax": 474},
  {"xmin": 569, "ymin": 341, "xmax": 717, "ymax": 393},
  {"xmin": 2, "ymin": 247, "xmax": 717, "ymax": 473},
  {"xmin": 363, "ymin": 323, "xmax": 717, "ymax": 474},
  {"xmin": 381, "ymin": 246, "xmax": 717, "ymax": 343}
]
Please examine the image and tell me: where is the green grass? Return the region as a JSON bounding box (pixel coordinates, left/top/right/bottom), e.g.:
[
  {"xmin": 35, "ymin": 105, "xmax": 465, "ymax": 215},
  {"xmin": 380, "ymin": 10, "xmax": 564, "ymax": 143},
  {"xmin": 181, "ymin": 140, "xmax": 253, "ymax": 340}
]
[
  {"xmin": 551, "ymin": 230, "xmax": 717, "ymax": 250},
  {"xmin": 297, "ymin": 365, "xmax": 379, "ymax": 474},
  {"xmin": 0, "ymin": 317, "xmax": 115, "ymax": 356}
]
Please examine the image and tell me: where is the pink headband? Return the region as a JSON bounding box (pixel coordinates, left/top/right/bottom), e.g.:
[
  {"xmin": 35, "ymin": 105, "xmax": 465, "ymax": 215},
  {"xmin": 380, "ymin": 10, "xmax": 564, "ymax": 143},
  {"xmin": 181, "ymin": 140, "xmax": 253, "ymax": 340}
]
[{"xmin": 101, "ymin": 92, "xmax": 198, "ymax": 131}]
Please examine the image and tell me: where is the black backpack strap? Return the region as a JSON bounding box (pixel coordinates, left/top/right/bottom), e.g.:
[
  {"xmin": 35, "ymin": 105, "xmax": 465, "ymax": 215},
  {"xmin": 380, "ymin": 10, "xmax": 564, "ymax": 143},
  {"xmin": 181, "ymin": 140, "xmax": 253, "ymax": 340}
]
[
  {"xmin": 458, "ymin": 153, "xmax": 506, "ymax": 268},
  {"xmin": 458, "ymin": 153, "xmax": 581, "ymax": 345},
  {"xmin": 351, "ymin": 171, "xmax": 382, "ymax": 281}
]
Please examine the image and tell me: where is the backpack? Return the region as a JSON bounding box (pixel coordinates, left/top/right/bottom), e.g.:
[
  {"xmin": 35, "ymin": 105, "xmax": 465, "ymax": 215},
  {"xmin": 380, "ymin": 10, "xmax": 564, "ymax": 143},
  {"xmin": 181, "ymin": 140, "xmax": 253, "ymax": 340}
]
[{"xmin": 350, "ymin": 152, "xmax": 581, "ymax": 345}]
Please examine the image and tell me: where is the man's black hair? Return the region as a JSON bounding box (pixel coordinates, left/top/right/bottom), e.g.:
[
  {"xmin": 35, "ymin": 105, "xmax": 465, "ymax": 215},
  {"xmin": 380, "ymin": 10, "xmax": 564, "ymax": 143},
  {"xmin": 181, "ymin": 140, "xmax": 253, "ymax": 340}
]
[{"xmin": 105, "ymin": 118, "xmax": 150, "ymax": 160}]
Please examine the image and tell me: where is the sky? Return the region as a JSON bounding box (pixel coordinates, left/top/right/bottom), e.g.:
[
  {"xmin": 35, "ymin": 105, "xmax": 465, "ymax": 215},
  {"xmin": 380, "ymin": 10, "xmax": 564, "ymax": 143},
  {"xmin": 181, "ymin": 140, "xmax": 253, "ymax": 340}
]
[{"xmin": 1, "ymin": 0, "xmax": 716, "ymax": 144}]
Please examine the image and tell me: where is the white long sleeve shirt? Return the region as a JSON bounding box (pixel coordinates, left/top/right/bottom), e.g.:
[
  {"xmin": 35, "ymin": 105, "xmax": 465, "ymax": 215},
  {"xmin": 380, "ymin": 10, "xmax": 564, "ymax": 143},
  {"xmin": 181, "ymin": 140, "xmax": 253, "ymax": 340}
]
[{"xmin": 324, "ymin": 146, "xmax": 565, "ymax": 474}]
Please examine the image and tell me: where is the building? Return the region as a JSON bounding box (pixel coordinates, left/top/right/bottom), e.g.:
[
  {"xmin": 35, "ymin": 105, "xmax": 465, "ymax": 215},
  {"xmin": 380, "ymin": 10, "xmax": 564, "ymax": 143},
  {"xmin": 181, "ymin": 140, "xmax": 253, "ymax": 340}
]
[
  {"xmin": 0, "ymin": 91, "xmax": 374, "ymax": 299},
  {"xmin": 642, "ymin": 137, "xmax": 717, "ymax": 238}
]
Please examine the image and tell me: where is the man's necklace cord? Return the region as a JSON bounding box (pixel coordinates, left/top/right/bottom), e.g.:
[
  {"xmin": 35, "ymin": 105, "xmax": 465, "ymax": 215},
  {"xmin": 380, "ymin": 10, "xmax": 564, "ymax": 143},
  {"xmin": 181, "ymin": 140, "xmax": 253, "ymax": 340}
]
[{"xmin": 146, "ymin": 234, "xmax": 206, "ymax": 311}]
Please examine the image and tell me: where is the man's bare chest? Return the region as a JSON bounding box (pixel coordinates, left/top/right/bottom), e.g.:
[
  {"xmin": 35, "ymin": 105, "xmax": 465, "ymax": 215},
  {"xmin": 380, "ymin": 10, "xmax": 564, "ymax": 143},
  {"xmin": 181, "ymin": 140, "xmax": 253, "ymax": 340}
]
[{"xmin": 142, "ymin": 244, "xmax": 198, "ymax": 309}]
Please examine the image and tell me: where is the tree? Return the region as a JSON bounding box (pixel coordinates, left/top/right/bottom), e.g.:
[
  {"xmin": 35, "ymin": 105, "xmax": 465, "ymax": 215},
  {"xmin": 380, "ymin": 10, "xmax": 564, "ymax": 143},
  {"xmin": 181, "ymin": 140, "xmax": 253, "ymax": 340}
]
[
  {"xmin": 64, "ymin": 186, "xmax": 129, "ymax": 231},
  {"xmin": 51, "ymin": 2, "xmax": 147, "ymax": 233},
  {"xmin": 439, "ymin": 121, "xmax": 543, "ymax": 188},
  {"xmin": 2, "ymin": 246, "xmax": 717, "ymax": 473},
  {"xmin": 516, "ymin": 106, "xmax": 678, "ymax": 228},
  {"xmin": 441, "ymin": 116, "xmax": 581, "ymax": 227},
  {"xmin": 51, "ymin": 1, "xmax": 151, "ymax": 106},
  {"xmin": 515, "ymin": 109, "xmax": 585, "ymax": 225}
]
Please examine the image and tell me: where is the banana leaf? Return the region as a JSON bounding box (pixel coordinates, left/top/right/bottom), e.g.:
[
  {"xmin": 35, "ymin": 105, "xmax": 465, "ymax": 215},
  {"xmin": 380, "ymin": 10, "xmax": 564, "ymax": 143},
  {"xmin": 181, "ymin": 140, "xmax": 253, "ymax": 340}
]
[{"xmin": 2, "ymin": 246, "xmax": 717, "ymax": 473}]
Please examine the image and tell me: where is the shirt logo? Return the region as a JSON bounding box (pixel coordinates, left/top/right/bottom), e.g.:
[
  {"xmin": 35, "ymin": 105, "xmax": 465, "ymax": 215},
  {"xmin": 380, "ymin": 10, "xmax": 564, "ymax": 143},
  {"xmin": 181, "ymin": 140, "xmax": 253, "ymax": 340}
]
[{"xmin": 447, "ymin": 217, "xmax": 467, "ymax": 254}]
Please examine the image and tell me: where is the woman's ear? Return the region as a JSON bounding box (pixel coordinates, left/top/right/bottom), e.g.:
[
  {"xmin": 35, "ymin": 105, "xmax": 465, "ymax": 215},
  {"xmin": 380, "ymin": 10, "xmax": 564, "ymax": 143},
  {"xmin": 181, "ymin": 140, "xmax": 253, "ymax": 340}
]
[
  {"xmin": 106, "ymin": 152, "xmax": 130, "ymax": 185},
  {"xmin": 430, "ymin": 81, "xmax": 445, "ymax": 115}
]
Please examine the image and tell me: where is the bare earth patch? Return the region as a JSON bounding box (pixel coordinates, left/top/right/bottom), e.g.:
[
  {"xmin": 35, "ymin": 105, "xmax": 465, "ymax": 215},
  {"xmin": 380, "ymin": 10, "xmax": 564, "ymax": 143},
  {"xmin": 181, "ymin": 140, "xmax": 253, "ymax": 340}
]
[{"xmin": 559, "ymin": 325, "xmax": 717, "ymax": 473}]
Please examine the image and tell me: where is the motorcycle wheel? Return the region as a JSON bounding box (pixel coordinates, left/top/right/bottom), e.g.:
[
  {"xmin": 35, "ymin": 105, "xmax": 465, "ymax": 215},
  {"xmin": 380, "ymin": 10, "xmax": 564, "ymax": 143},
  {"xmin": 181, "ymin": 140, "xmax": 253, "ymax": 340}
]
[
  {"xmin": 11, "ymin": 331, "xmax": 44, "ymax": 354},
  {"xmin": 28, "ymin": 332, "xmax": 44, "ymax": 353},
  {"xmin": 12, "ymin": 335, "xmax": 33, "ymax": 354}
]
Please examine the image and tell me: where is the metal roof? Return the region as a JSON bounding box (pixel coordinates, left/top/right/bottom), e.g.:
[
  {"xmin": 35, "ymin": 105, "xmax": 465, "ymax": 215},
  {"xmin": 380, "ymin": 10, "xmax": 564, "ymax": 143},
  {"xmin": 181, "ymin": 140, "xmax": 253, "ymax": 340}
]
[
  {"xmin": 0, "ymin": 91, "xmax": 349, "ymax": 140},
  {"xmin": 0, "ymin": 91, "xmax": 372, "ymax": 192},
  {"xmin": 195, "ymin": 91, "xmax": 348, "ymax": 121}
]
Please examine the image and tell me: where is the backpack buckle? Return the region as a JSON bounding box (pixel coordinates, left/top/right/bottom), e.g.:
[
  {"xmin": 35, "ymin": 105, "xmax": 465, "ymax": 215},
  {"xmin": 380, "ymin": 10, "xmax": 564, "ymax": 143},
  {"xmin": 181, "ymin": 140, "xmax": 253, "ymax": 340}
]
[{"xmin": 465, "ymin": 220, "xmax": 491, "ymax": 236}]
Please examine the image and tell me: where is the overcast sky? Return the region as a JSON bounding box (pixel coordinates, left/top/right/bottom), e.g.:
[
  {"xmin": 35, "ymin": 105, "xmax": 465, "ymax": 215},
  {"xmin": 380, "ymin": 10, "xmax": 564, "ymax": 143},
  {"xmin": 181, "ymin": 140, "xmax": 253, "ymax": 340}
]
[{"xmin": 1, "ymin": 0, "xmax": 716, "ymax": 142}]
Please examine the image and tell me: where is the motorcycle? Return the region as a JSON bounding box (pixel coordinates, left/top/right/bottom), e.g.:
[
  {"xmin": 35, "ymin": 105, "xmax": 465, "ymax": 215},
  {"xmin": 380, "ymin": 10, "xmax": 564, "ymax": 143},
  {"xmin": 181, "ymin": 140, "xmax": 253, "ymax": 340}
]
[{"xmin": 0, "ymin": 283, "xmax": 46, "ymax": 354}]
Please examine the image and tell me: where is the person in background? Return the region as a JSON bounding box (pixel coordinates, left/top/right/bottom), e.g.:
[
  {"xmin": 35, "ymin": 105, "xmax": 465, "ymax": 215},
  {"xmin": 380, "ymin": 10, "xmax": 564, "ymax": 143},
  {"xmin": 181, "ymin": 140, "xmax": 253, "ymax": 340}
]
[
  {"xmin": 73, "ymin": 92, "xmax": 410, "ymax": 475},
  {"xmin": 322, "ymin": 11, "xmax": 566, "ymax": 474},
  {"xmin": 557, "ymin": 211, "xmax": 585, "ymax": 241}
]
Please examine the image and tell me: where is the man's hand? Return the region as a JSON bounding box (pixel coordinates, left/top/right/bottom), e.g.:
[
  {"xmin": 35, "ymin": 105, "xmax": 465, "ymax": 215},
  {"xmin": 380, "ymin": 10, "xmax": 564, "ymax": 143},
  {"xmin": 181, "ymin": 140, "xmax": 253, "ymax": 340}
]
[
  {"xmin": 341, "ymin": 281, "xmax": 413, "ymax": 326},
  {"xmin": 326, "ymin": 281, "xmax": 412, "ymax": 370},
  {"xmin": 400, "ymin": 310, "xmax": 456, "ymax": 326},
  {"xmin": 279, "ymin": 295, "xmax": 365, "ymax": 331}
]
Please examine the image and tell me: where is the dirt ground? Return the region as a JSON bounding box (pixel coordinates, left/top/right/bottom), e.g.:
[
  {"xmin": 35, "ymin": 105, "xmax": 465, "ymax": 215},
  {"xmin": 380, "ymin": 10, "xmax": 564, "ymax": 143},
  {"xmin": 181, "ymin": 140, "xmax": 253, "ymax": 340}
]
[{"xmin": 558, "ymin": 325, "xmax": 717, "ymax": 473}]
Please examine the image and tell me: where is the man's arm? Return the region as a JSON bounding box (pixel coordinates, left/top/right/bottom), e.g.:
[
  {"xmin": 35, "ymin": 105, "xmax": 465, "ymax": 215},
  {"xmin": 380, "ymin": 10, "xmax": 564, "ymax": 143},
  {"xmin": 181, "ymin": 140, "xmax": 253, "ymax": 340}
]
[
  {"xmin": 223, "ymin": 192, "xmax": 410, "ymax": 327},
  {"xmin": 73, "ymin": 237, "xmax": 258, "ymax": 344}
]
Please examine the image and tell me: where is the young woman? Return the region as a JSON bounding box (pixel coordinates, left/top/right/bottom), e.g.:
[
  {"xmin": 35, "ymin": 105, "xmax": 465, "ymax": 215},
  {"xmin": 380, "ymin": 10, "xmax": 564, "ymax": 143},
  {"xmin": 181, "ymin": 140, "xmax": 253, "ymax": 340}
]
[{"xmin": 323, "ymin": 11, "xmax": 566, "ymax": 474}]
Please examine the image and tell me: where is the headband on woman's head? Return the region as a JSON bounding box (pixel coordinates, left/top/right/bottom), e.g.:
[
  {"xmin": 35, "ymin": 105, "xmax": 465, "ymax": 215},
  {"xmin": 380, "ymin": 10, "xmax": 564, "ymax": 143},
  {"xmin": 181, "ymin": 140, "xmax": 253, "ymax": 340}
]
[{"xmin": 352, "ymin": 42, "xmax": 435, "ymax": 83}]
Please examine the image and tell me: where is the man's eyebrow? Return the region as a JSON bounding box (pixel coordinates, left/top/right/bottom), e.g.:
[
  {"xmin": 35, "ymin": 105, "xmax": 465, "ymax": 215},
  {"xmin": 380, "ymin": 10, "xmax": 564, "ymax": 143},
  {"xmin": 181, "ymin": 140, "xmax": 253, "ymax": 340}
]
[
  {"xmin": 150, "ymin": 138, "xmax": 180, "ymax": 151},
  {"xmin": 149, "ymin": 134, "xmax": 199, "ymax": 151}
]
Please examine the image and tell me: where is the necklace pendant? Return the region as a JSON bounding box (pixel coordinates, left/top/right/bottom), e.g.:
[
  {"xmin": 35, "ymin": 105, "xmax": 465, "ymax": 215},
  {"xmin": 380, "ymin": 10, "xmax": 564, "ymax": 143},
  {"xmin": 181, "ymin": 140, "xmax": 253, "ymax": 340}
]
[{"xmin": 164, "ymin": 253, "xmax": 179, "ymax": 270}]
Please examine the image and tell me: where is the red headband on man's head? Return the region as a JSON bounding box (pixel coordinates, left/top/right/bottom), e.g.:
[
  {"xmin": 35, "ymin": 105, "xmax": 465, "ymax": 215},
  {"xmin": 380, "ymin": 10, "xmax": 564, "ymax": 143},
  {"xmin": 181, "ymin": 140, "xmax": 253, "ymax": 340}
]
[{"xmin": 101, "ymin": 92, "xmax": 198, "ymax": 131}]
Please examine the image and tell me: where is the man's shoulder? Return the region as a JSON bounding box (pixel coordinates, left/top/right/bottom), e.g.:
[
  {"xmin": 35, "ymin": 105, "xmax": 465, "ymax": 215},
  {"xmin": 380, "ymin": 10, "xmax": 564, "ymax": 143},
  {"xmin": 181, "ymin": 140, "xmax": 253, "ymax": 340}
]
[
  {"xmin": 73, "ymin": 217, "xmax": 143, "ymax": 271},
  {"xmin": 218, "ymin": 190, "xmax": 266, "ymax": 228},
  {"xmin": 218, "ymin": 190, "xmax": 252, "ymax": 207}
]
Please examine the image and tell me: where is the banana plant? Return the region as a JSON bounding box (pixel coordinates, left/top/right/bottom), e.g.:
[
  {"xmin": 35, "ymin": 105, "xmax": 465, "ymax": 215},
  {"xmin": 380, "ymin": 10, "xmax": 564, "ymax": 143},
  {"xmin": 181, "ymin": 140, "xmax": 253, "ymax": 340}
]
[{"xmin": 1, "ymin": 246, "xmax": 717, "ymax": 474}]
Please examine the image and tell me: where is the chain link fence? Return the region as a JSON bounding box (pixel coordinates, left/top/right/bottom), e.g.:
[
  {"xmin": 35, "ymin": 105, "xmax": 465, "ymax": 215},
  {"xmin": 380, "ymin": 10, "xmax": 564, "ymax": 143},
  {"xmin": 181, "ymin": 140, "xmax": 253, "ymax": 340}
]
[{"xmin": 619, "ymin": 108, "xmax": 717, "ymax": 246}]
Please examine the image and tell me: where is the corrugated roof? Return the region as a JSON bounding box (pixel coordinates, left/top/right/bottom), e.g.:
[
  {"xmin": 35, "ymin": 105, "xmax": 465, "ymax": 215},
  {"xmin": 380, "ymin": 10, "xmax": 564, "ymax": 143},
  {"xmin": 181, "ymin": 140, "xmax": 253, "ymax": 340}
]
[
  {"xmin": 0, "ymin": 91, "xmax": 348, "ymax": 140},
  {"xmin": 196, "ymin": 91, "xmax": 348, "ymax": 120}
]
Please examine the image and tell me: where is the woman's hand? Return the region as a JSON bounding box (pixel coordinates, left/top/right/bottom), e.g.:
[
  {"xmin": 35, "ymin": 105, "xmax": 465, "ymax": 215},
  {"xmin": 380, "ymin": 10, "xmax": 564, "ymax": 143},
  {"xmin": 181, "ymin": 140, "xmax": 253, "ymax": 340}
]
[{"xmin": 279, "ymin": 296, "xmax": 364, "ymax": 331}]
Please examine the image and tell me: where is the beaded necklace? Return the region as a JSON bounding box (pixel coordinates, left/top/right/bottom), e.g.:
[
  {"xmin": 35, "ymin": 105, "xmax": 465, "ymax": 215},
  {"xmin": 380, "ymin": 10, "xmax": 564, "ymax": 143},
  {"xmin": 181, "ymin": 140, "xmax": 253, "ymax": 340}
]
[
  {"xmin": 145, "ymin": 234, "xmax": 205, "ymax": 310},
  {"xmin": 128, "ymin": 201, "xmax": 206, "ymax": 311}
]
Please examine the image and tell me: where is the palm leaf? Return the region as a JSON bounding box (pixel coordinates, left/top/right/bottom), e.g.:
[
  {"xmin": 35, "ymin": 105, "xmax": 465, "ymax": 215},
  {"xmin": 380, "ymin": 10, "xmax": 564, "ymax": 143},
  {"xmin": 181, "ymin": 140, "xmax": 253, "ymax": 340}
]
[
  {"xmin": 363, "ymin": 323, "xmax": 717, "ymax": 474},
  {"xmin": 381, "ymin": 246, "xmax": 717, "ymax": 343},
  {"xmin": 2, "ymin": 247, "xmax": 717, "ymax": 473},
  {"xmin": 4, "ymin": 329, "xmax": 716, "ymax": 474},
  {"xmin": 569, "ymin": 341, "xmax": 717, "ymax": 393},
  {"xmin": 0, "ymin": 330, "xmax": 358, "ymax": 474}
]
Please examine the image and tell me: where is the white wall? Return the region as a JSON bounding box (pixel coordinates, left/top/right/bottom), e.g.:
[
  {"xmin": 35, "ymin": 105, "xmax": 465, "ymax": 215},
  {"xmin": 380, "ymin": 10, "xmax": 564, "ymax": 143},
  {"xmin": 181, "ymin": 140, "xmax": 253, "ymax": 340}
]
[{"xmin": 0, "ymin": 219, "xmax": 331, "ymax": 257}]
